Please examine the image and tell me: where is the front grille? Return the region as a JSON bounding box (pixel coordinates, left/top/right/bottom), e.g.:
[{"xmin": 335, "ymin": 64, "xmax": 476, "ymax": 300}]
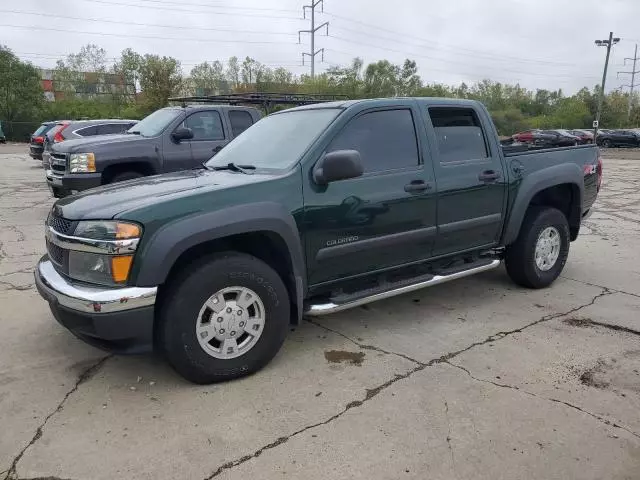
[
  {"xmin": 47, "ymin": 240, "xmax": 65, "ymax": 265},
  {"xmin": 50, "ymin": 153, "xmax": 66, "ymax": 173},
  {"xmin": 47, "ymin": 214, "xmax": 74, "ymax": 235}
]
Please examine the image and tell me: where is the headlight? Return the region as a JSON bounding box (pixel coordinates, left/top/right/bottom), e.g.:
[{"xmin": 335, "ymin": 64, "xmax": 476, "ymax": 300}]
[
  {"xmin": 69, "ymin": 152, "xmax": 96, "ymax": 173},
  {"xmin": 74, "ymin": 220, "xmax": 141, "ymax": 240},
  {"xmin": 65, "ymin": 220, "xmax": 141, "ymax": 285},
  {"xmin": 68, "ymin": 251, "xmax": 133, "ymax": 285}
]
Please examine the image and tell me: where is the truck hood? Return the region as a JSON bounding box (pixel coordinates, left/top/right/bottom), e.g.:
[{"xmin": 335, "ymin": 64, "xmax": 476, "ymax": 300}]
[
  {"xmin": 52, "ymin": 168, "xmax": 277, "ymax": 220},
  {"xmin": 52, "ymin": 134, "xmax": 146, "ymax": 153}
]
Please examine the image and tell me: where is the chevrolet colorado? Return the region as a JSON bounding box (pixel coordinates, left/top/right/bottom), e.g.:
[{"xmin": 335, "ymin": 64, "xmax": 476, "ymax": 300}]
[{"xmin": 35, "ymin": 97, "xmax": 602, "ymax": 383}]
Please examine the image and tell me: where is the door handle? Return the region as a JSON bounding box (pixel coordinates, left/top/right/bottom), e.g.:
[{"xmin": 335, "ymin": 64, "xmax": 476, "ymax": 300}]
[
  {"xmin": 404, "ymin": 180, "xmax": 431, "ymax": 193},
  {"xmin": 478, "ymin": 170, "xmax": 501, "ymax": 182},
  {"xmin": 212, "ymin": 146, "xmax": 223, "ymax": 154}
]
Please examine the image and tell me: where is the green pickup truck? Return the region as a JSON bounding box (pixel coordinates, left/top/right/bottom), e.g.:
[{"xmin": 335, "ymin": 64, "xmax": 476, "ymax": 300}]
[{"xmin": 35, "ymin": 98, "xmax": 602, "ymax": 383}]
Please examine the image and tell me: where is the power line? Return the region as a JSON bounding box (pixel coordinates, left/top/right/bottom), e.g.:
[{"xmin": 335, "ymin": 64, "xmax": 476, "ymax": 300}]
[
  {"xmin": 325, "ymin": 35, "xmax": 600, "ymax": 80},
  {"xmin": 113, "ymin": 0, "xmax": 299, "ymax": 13},
  {"xmin": 617, "ymin": 43, "xmax": 640, "ymax": 120},
  {"xmin": 325, "ymin": 10, "xmax": 584, "ymax": 68},
  {"xmin": 79, "ymin": 0, "xmax": 304, "ymax": 20},
  {"xmin": 330, "ymin": 25, "xmax": 582, "ymax": 68},
  {"xmin": 323, "ymin": 47, "xmax": 598, "ymax": 86},
  {"xmin": 298, "ymin": 0, "xmax": 328, "ymax": 78},
  {"xmin": 0, "ymin": 10, "xmax": 298, "ymax": 36},
  {"xmin": 1, "ymin": 24, "xmax": 303, "ymax": 46}
]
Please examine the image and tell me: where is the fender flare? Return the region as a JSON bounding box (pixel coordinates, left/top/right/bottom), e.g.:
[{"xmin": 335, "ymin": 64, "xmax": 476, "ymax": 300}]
[
  {"xmin": 503, "ymin": 163, "xmax": 584, "ymax": 245},
  {"xmin": 132, "ymin": 202, "xmax": 306, "ymax": 316}
]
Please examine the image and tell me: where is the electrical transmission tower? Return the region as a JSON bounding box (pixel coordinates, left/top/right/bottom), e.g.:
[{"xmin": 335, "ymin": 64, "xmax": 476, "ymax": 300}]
[
  {"xmin": 617, "ymin": 44, "xmax": 640, "ymax": 121},
  {"xmin": 298, "ymin": 0, "xmax": 329, "ymax": 79}
]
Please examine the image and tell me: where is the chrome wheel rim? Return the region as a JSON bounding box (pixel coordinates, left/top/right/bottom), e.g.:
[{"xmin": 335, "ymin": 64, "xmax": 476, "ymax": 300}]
[
  {"xmin": 535, "ymin": 226, "xmax": 561, "ymax": 271},
  {"xmin": 195, "ymin": 286, "xmax": 265, "ymax": 359}
]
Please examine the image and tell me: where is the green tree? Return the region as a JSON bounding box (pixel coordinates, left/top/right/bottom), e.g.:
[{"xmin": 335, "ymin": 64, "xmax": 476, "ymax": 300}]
[
  {"xmin": 190, "ymin": 61, "xmax": 226, "ymax": 95},
  {"xmin": 226, "ymin": 56, "xmax": 240, "ymax": 89},
  {"xmin": 0, "ymin": 46, "xmax": 44, "ymax": 139},
  {"xmin": 137, "ymin": 54, "xmax": 182, "ymax": 112}
]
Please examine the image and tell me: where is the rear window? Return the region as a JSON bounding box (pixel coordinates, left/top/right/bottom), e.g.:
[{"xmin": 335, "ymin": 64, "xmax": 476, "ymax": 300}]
[
  {"xmin": 75, "ymin": 125, "xmax": 98, "ymax": 136},
  {"xmin": 429, "ymin": 107, "xmax": 488, "ymax": 163},
  {"xmin": 98, "ymin": 123, "xmax": 129, "ymax": 135},
  {"xmin": 229, "ymin": 110, "xmax": 254, "ymax": 137},
  {"xmin": 33, "ymin": 124, "xmax": 52, "ymax": 136}
]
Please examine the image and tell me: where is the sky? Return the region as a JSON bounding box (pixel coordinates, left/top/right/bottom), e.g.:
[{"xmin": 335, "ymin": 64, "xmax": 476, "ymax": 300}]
[{"xmin": 3, "ymin": 0, "xmax": 640, "ymax": 94}]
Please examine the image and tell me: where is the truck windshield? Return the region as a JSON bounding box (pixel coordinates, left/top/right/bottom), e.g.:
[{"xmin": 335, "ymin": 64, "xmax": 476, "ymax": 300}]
[
  {"xmin": 205, "ymin": 108, "xmax": 341, "ymax": 170},
  {"xmin": 128, "ymin": 108, "xmax": 182, "ymax": 137}
]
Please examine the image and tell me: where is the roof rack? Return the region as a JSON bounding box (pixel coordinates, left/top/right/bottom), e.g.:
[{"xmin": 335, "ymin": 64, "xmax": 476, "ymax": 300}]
[{"xmin": 168, "ymin": 92, "xmax": 349, "ymax": 112}]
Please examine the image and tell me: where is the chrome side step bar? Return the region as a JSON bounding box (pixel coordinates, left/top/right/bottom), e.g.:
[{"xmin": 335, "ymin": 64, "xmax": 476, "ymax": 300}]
[{"xmin": 304, "ymin": 259, "xmax": 501, "ymax": 316}]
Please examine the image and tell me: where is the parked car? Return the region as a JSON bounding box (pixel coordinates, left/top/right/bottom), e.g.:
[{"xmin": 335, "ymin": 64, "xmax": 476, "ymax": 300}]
[
  {"xmin": 0, "ymin": 122, "xmax": 5, "ymax": 143},
  {"xmin": 542, "ymin": 129, "xmax": 581, "ymax": 147},
  {"xmin": 596, "ymin": 129, "xmax": 640, "ymax": 148},
  {"xmin": 42, "ymin": 119, "xmax": 138, "ymax": 169},
  {"xmin": 46, "ymin": 105, "xmax": 261, "ymax": 197},
  {"xmin": 29, "ymin": 121, "xmax": 58, "ymax": 159},
  {"xmin": 568, "ymin": 129, "xmax": 594, "ymax": 144},
  {"xmin": 35, "ymin": 97, "xmax": 602, "ymax": 383},
  {"xmin": 512, "ymin": 129, "xmax": 558, "ymax": 147}
]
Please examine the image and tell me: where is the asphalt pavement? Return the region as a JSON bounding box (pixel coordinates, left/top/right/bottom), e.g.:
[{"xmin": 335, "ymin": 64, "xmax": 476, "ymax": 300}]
[{"xmin": 1, "ymin": 144, "xmax": 639, "ymax": 480}]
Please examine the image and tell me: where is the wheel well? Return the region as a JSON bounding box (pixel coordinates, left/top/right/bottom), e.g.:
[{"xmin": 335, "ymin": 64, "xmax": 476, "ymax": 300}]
[
  {"xmin": 528, "ymin": 183, "xmax": 581, "ymax": 240},
  {"xmin": 102, "ymin": 162, "xmax": 155, "ymax": 184},
  {"xmin": 159, "ymin": 231, "xmax": 299, "ymax": 323}
]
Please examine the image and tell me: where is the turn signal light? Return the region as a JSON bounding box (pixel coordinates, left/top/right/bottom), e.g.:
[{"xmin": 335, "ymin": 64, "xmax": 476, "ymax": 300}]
[{"xmin": 111, "ymin": 255, "xmax": 133, "ymax": 283}]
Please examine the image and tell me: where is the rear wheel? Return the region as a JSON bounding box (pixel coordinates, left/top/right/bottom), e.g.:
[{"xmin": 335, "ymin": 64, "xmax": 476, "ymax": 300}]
[
  {"xmin": 602, "ymin": 139, "xmax": 611, "ymax": 148},
  {"xmin": 505, "ymin": 207, "xmax": 570, "ymax": 289},
  {"xmin": 160, "ymin": 252, "xmax": 290, "ymax": 384}
]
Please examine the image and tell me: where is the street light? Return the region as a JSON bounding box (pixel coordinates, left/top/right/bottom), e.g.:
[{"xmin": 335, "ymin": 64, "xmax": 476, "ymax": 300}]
[{"xmin": 594, "ymin": 32, "xmax": 620, "ymax": 138}]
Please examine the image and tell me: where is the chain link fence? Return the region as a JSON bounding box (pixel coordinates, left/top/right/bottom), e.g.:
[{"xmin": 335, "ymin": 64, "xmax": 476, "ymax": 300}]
[{"xmin": 0, "ymin": 121, "xmax": 43, "ymax": 142}]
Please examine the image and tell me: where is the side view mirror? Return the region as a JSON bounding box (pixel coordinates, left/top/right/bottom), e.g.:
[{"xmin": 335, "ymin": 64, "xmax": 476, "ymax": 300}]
[
  {"xmin": 313, "ymin": 150, "xmax": 364, "ymax": 185},
  {"xmin": 172, "ymin": 127, "xmax": 194, "ymax": 143}
]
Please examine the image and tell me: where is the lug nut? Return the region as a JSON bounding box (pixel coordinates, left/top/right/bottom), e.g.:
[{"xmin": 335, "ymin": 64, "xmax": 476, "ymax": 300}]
[
  {"xmin": 239, "ymin": 321, "xmax": 245, "ymax": 327},
  {"xmin": 237, "ymin": 310, "xmax": 243, "ymax": 316},
  {"xmin": 226, "ymin": 307, "xmax": 232, "ymax": 313},
  {"xmin": 230, "ymin": 331, "xmax": 236, "ymax": 336},
  {"xmin": 217, "ymin": 317, "xmax": 223, "ymax": 323},
  {"xmin": 219, "ymin": 328, "xmax": 225, "ymax": 334}
]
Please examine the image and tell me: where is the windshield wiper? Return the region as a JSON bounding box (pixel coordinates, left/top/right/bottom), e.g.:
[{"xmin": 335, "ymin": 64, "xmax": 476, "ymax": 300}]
[{"xmin": 210, "ymin": 163, "xmax": 256, "ymax": 174}]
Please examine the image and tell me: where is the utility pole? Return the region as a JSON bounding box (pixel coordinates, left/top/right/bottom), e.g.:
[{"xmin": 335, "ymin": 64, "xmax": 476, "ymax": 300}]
[
  {"xmin": 298, "ymin": 0, "xmax": 328, "ymax": 79},
  {"xmin": 617, "ymin": 44, "xmax": 639, "ymax": 121},
  {"xmin": 594, "ymin": 32, "xmax": 620, "ymax": 137}
]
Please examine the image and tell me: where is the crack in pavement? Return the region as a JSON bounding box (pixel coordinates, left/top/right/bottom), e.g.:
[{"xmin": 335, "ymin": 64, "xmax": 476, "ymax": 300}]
[
  {"xmin": 305, "ymin": 319, "xmax": 424, "ymax": 366},
  {"xmin": 3, "ymin": 356, "xmax": 112, "ymax": 480},
  {"xmin": 445, "ymin": 361, "xmax": 640, "ymax": 440},
  {"xmin": 561, "ymin": 276, "xmax": 640, "ymax": 299},
  {"xmin": 202, "ymin": 288, "xmax": 613, "ymax": 478},
  {"xmin": 443, "ymin": 400, "xmax": 457, "ymax": 479},
  {"xmin": 563, "ymin": 317, "xmax": 640, "ymax": 337}
]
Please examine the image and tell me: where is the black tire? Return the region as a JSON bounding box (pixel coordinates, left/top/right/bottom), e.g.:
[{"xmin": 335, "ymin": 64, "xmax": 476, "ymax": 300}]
[
  {"xmin": 602, "ymin": 139, "xmax": 611, "ymax": 148},
  {"xmin": 108, "ymin": 171, "xmax": 143, "ymax": 184},
  {"xmin": 159, "ymin": 252, "xmax": 290, "ymax": 384},
  {"xmin": 504, "ymin": 207, "xmax": 570, "ymax": 289}
]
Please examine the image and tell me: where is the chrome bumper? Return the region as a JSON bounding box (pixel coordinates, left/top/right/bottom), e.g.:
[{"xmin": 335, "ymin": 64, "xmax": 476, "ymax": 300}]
[{"xmin": 35, "ymin": 257, "xmax": 157, "ymax": 314}]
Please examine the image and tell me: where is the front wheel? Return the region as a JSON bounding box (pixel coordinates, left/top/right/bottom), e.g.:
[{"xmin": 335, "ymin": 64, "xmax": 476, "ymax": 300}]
[
  {"xmin": 602, "ymin": 139, "xmax": 611, "ymax": 148},
  {"xmin": 159, "ymin": 252, "xmax": 290, "ymax": 383},
  {"xmin": 505, "ymin": 207, "xmax": 570, "ymax": 289}
]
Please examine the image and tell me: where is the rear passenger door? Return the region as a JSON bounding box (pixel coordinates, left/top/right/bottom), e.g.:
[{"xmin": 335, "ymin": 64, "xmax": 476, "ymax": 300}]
[
  {"xmin": 426, "ymin": 106, "xmax": 507, "ymax": 256},
  {"xmin": 185, "ymin": 110, "xmax": 228, "ymax": 166}
]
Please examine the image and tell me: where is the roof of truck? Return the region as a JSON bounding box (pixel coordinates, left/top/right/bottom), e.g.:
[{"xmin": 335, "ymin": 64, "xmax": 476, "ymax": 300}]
[{"xmin": 283, "ymin": 97, "xmax": 483, "ymax": 112}]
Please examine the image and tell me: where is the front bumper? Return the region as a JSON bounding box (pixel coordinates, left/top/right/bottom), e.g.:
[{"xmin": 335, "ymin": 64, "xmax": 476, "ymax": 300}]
[
  {"xmin": 35, "ymin": 256, "xmax": 158, "ymax": 353},
  {"xmin": 45, "ymin": 170, "xmax": 102, "ymax": 196}
]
